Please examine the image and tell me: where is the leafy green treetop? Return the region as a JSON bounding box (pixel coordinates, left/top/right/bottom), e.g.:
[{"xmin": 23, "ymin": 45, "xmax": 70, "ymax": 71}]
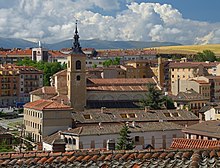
[
  {"xmin": 103, "ymin": 57, "xmax": 121, "ymax": 67},
  {"xmin": 16, "ymin": 58, "xmax": 66, "ymax": 86},
  {"xmin": 116, "ymin": 123, "xmax": 135, "ymax": 150},
  {"xmin": 194, "ymin": 50, "xmax": 217, "ymax": 62},
  {"xmin": 141, "ymin": 83, "xmax": 165, "ymax": 110}
]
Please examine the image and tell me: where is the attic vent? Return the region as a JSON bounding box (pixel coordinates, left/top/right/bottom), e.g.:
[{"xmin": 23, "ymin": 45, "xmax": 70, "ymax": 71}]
[
  {"xmin": 83, "ymin": 114, "xmax": 91, "ymax": 120},
  {"xmin": 164, "ymin": 112, "xmax": 171, "ymax": 117},
  {"xmin": 171, "ymin": 112, "xmax": 179, "ymax": 117}
]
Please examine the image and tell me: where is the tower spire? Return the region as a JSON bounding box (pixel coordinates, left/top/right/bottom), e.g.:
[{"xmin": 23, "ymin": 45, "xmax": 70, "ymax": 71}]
[{"xmin": 71, "ymin": 20, "xmax": 83, "ymax": 54}]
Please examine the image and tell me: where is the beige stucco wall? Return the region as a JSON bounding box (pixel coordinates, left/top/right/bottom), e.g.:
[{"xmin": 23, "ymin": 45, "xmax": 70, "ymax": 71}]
[
  {"xmin": 62, "ymin": 129, "xmax": 183, "ymax": 150},
  {"xmin": 24, "ymin": 107, "xmax": 72, "ymax": 142}
]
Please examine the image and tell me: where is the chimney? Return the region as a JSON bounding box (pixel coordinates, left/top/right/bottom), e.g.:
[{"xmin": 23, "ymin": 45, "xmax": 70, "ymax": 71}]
[
  {"xmin": 101, "ymin": 107, "xmax": 106, "ymax": 113},
  {"xmin": 107, "ymin": 139, "xmax": 115, "ymax": 150},
  {"xmin": 132, "ymin": 121, "xmax": 136, "ymax": 127},
  {"xmin": 61, "ymin": 99, "xmax": 64, "ymax": 104},
  {"xmin": 145, "ymin": 106, "xmax": 150, "ymax": 112},
  {"xmin": 52, "ymin": 139, "xmax": 66, "ymax": 152}
]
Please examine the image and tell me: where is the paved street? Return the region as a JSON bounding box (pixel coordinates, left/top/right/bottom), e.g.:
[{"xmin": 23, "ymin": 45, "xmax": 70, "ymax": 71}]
[{"xmin": 0, "ymin": 117, "xmax": 23, "ymax": 130}]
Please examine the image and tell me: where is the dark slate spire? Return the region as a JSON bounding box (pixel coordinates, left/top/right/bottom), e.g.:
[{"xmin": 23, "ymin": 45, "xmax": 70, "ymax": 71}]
[{"xmin": 71, "ymin": 20, "xmax": 84, "ymax": 54}]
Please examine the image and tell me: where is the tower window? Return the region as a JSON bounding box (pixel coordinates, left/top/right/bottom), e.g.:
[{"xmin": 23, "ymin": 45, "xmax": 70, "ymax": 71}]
[
  {"xmin": 76, "ymin": 75, "xmax": 80, "ymax": 81},
  {"xmin": 76, "ymin": 60, "xmax": 81, "ymax": 70}
]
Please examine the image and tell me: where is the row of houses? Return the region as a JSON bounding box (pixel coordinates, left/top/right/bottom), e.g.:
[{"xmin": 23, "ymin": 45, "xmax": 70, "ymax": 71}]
[{"xmin": 0, "ymin": 64, "xmax": 43, "ymax": 107}]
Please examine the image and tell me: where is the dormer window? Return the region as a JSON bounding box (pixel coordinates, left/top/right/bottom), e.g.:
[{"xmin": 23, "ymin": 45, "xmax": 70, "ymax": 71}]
[{"xmin": 76, "ymin": 60, "xmax": 81, "ymax": 70}]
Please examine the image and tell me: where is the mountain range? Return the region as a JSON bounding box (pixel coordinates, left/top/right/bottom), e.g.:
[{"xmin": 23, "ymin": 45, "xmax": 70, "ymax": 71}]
[{"xmin": 0, "ymin": 37, "xmax": 181, "ymax": 50}]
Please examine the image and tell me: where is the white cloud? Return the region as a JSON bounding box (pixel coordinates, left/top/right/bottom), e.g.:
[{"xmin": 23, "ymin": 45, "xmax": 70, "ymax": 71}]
[{"xmin": 0, "ymin": 1, "xmax": 219, "ymax": 45}]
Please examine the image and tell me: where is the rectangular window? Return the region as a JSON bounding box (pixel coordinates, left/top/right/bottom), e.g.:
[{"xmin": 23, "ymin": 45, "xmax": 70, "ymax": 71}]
[{"xmin": 135, "ymin": 136, "xmax": 139, "ymax": 142}]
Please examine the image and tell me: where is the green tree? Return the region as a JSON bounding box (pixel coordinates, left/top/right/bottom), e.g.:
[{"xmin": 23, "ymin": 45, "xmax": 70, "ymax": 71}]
[
  {"xmin": 164, "ymin": 96, "xmax": 176, "ymax": 109},
  {"xmin": 116, "ymin": 124, "xmax": 134, "ymax": 150},
  {"xmin": 0, "ymin": 140, "xmax": 14, "ymax": 152},
  {"xmin": 92, "ymin": 64, "xmax": 97, "ymax": 68},
  {"xmin": 103, "ymin": 57, "xmax": 121, "ymax": 67},
  {"xmin": 194, "ymin": 50, "xmax": 217, "ymax": 62},
  {"xmin": 16, "ymin": 58, "xmax": 66, "ymax": 86},
  {"xmin": 141, "ymin": 83, "xmax": 165, "ymax": 110}
]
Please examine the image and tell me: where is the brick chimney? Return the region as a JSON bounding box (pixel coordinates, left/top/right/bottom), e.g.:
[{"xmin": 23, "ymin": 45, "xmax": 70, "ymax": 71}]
[{"xmin": 52, "ymin": 139, "xmax": 66, "ymax": 152}]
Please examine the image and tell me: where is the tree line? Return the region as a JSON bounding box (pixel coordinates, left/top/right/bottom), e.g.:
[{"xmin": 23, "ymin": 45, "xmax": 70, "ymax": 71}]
[{"xmin": 16, "ymin": 58, "xmax": 67, "ymax": 86}]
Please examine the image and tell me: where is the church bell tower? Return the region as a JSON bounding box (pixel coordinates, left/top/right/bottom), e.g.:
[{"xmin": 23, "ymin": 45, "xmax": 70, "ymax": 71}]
[{"xmin": 67, "ymin": 21, "xmax": 86, "ymax": 111}]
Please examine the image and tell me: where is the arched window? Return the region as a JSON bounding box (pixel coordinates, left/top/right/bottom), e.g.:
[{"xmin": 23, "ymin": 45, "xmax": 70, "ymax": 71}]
[
  {"xmin": 76, "ymin": 60, "xmax": 81, "ymax": 70},
  {"xmin": 69, "ymin": 138, "xmax": 72, "ymax": 144},
  {"xmin": 64, "ymin": 137, "xmax": 68, "ymax": 144},
  {"xmin": 72, "ymin": 138, "xmax": 76, "ymax": 145},
  {"xmin": 76, "ymin": 75, "xmax": 80, "ymax": 81}
]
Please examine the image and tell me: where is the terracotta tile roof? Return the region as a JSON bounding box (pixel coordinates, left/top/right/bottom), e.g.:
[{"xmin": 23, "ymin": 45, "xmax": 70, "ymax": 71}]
[
  {"xmin": 24, "ymin": 99, "xmax": 72, "ymax": 111},
  {"xmin": 50, "ymin": 94, "xmax": 70, "ymax": 105},
  {"xmin": 30, "ymin": 86, "xmax": 57, "ymax": 95},
  {"xmin": 53, "ymin": 69, "xmax": 67, "ymax": 76},
  {"xmin": 88, "ymin": 78, "xmax": 155, "ymax": 86},
  {"xmin": 87, "ymin": 85, "xmax": 148, "ymax": 92},
  {"xmin": 49, "ymin": 50, "xmax": 67, "ymax": 58},
  {"xmin": 97, "ymin": 48, "xmax": 157, "ymax": 57},
  {"xmin": 170, "ymin": 138, "xmax": 220, "ymax": 149},
  {"xmin": 169, "ymin": 61, "xmax": 219, "ymax": 68},
  {"xmin": 190, "ymin": 79, "xmax": 210, "ymax": 84},
  {"xmin": 0, "ymin": 149, "xmax": 220, "ymax": 167},
  {"xmin": 1, "ymin": 64, "xmax": 43, "ymax": 74},
  {"xmin": 0, "ymin": 49, "xmax": 32, "ymax": 56},
  {"xmin": 183, "ymin": 120, "xmax": 220, "ymax": 139}
]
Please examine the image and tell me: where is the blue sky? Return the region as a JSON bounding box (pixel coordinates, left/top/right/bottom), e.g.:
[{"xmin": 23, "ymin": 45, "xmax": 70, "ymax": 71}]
[
  {"xmin": 0, "ymin": 0, "xmax": 219, "ymax": 44},
  {"xmin": 145, "ymin": 0, "xmax": 220, "ymax": 22},
  {"xmin": 88, "ymin": 0, "xmax": 220, "ymax": 23}
]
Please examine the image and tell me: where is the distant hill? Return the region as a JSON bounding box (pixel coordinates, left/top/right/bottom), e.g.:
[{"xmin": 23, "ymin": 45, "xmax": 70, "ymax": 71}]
[
  {"xmin": 0, "ymin": 37, "xmax": 181, "ymax": 50},
  {"xmin": 47, "ymin": 39, "xmax": 181, "ymax": 50},
  {"xmin": 0, "ymin": 37, "xmax": 37, "ymax": 49}
]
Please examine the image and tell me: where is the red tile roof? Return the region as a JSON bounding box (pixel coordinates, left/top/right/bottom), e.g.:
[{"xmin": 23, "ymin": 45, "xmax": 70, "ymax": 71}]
[
  {"xmin": 169, "ymin": 62, "xmax": 219, "ymax": 68},
  {"xmin": 190, "ymin": 79, "xmax": 210, "ymax": 84},
  {"xmin": 0, "ymin": 49, "xmax": 32, "ymax": 56},
  {"xmin": 49, "ymin": 51, "xmax": 67, "ymax": 58},
  {"xmin": 0, "ymin": 149, "xmax": 219, "ymax": 167},
  {"xmin": 30, "ymin": 86, "xmax": 57, "ymax": 95},
  {"xmin": 170, "ymin": 138, "xmax": 220, "ymax": 149},
  {"xmin": 88, "ymin": 78, "xmax": 155, "ymax": 86},
  {"xmin": 87, "ymin": 85, "xmax": 148, "ymax": 92},
  {"xmin": 24, "ymin": 99, "xmax": 72, "ymax": 111}
]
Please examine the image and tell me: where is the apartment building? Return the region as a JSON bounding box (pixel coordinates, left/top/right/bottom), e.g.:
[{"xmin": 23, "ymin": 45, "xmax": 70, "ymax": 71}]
[
  {"xmin": 0, "ymin": 49, "xmax": 32, "ymax": 64},
  {"xmin": 15, "ymin": 65, "xmax": 43, "ymax": 103},
  {"xmin": 0, "ymin": 67, "xmax": 20, "ymax": 106},
  {"xmin": 172, "ymin": 89, "xmax": 209, "ymax": 116},
  {"xmin": 23, "ymin": 99, "xmax": 73, "ymax": 142},
  {"xmin": 169, "ymin": 61, "xmax": 219, "ymax": 91},
  {"xmin": 0, "ymin": 64, "xmax": 43, "ymax": 107},
  {"xmin": 172, "ymin": 76, "xmax": 220, "ymax": 102}
]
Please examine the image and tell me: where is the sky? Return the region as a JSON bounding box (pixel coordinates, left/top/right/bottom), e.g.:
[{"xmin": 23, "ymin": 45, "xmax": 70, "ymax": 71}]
[{"xmin": 0, "ymin": 0, "xmax": 220, "ymax": 45}]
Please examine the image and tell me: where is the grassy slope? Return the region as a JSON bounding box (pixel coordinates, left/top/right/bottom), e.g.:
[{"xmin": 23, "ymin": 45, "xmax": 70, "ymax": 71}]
[{"xmin": 145, "ymin": 44, "xmax": 220, "ymax": 56}]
